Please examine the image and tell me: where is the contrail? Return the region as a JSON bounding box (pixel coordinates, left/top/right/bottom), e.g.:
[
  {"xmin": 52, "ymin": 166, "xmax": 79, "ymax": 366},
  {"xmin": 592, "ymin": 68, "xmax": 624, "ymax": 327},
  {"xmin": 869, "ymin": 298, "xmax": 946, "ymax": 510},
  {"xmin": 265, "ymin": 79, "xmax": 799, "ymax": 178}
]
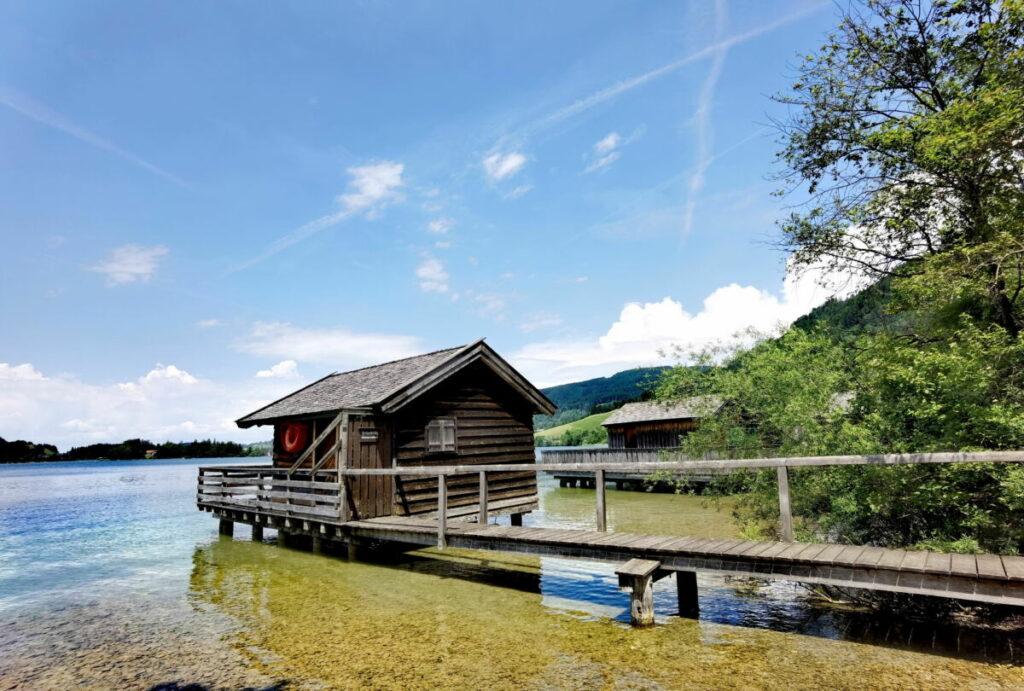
[
  {"xmin": 0, "ymin": 85, "xmax": 187, "ymax": 186},
  {"xmin": 525, "ymin": 3, "xmax": 826, "ymax": 137}
]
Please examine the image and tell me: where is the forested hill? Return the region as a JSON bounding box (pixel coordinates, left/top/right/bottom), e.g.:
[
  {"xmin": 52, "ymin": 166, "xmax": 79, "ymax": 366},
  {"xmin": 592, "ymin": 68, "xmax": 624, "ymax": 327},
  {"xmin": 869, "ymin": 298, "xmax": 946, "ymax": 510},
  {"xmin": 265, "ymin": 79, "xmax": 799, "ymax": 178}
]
[{"xmin": 535, "ymin": 367, "xmax": 667, "ymax": 430}]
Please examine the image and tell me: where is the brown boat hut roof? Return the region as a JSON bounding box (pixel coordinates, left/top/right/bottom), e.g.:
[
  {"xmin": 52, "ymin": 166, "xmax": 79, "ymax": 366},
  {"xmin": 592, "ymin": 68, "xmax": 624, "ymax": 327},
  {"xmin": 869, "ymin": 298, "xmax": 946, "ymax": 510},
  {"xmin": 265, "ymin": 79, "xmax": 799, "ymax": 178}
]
[
  {"xmin": 601, "ymin": 396, "xmax": 723, "ymax": 427},
  {"xmin": 236, "ymin": 339, "xmax": 556, "ymax": 428}
]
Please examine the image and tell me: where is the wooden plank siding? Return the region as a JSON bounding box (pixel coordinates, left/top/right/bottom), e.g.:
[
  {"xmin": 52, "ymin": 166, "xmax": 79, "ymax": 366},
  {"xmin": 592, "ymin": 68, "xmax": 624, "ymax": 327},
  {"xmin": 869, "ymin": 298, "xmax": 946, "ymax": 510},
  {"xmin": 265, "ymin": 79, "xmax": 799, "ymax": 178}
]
[
  {"xmin": 392, "ymin": 361, "xmax": 537, "ymax": 515},
  {"xmin": 607, "ymin": 420, "xmax": 697, "ymax": 449}
]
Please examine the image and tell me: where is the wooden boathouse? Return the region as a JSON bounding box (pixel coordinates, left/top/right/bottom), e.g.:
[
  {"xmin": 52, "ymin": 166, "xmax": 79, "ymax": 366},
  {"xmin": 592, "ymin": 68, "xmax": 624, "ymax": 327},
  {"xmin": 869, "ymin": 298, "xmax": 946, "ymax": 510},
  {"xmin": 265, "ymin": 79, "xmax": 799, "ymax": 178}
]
[
  {"xmin": 546, "ymin": 397, "xmax": 727, "ymax": 489},
  {"xmin": 229, "ymin": 339, "xmax": 555, "ymax": 522},
  {"xmin": 603, "ymin": 397, "xmax": 721, "ymax": 449}
]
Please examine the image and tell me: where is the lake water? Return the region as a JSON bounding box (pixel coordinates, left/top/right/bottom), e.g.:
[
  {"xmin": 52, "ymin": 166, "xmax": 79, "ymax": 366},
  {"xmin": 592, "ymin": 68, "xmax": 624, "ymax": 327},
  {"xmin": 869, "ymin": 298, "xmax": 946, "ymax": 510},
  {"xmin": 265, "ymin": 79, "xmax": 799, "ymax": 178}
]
[{"xmin": 2, "ymin": 457, "xmax": 1024, "ymax": 689}]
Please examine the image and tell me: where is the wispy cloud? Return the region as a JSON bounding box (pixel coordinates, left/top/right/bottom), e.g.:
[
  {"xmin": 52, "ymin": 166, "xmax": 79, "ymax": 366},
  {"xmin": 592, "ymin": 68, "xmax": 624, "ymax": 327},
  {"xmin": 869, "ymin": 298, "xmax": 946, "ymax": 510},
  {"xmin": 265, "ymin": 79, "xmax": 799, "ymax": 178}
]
[
  {"xmin": 523, "ymin": 4, "xmax": 823, "ymax": 138},
  {"xmin": 427, "ymin": 217, "xmax": 455, "ymax": 234},
  {"xmin": 230, "ymin": 160, "xmax": 404, "ymax": 272},
  {"xmin": 503, "ymin": 184, "xmax": 532, "ymax": 200},
  {"xmin": 0, "ymin": 85, "xmax": 186, "ymax": 186},
  {"xmin": 583, "ymin": 128, "xmax": 644, "ymax": 173},
  {"xmin": 416, "ymin": 257, "xmax": 449, "ymax": 293},
  {"xmin": 195, "ymin": 318, "xmax": 222, "ymax": 328},
  {"xmin": 236, "ymin": 322, "xmax": 422, "ymax": 366},
  {"xmin": 683, "ymin": 0, "xmax": 729, "ymax": 237},
  {"xmin": 89, "ymin": 244, "xmax": 169, "ymax": 286},
  {"xmin": 482, "ymin": 151, "xmax": 526, "ymax": 182}
]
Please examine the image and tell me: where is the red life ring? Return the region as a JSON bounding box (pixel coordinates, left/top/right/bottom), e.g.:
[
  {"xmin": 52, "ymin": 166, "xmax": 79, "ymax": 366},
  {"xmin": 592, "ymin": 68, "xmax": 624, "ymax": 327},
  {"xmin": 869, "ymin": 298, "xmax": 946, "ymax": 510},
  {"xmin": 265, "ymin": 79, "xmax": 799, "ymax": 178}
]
[{"xmin": 280, "ymin": 422, "xmax": 309, "ymax": 453}]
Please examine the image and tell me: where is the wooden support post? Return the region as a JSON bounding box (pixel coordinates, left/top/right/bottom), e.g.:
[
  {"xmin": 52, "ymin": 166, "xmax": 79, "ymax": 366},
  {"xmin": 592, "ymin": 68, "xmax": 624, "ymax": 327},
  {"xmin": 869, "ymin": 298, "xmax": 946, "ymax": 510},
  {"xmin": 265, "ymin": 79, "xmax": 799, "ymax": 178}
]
[
  {"xmin": 676, "ymin": 571, "xmax": 699, "ymax": 618},
  {"xmin": 479, "ymin": 470, "xmax": 488, "ymax": 525},
  {"xmin": 777, "ymin": 465, "xmax": 794, "ymax": 542},
  {"xmin": 510, "ymin": 513, "xmax": 523, "ymax": 527},
  {"xmin": 278, "ymin": 530, "xmax": 291, "ymax": 547},
  {"xmin": 338, "ymin": 413, "xmax": 350, "ymax": 521},
  {"xmin": 312, "ymin": 536, "xmax": 324, "ymax": 554},
  {"xmin": 251, "ymin": 524, "xmax": 264, "ymax": 542},
  {"xmin": 616, "ymin": 559, "xmax": 659, "ymax": 627},
  {"xmin": 437, "ymin": 475, "xmax": 447, "ymax": 550},
  {"xmin": 218, "ymin": 518, "xmax": 234, "ymax": 537},
  {"xmin": 595, "ymin": 469, "xmax": 607, "ymax": 532}
]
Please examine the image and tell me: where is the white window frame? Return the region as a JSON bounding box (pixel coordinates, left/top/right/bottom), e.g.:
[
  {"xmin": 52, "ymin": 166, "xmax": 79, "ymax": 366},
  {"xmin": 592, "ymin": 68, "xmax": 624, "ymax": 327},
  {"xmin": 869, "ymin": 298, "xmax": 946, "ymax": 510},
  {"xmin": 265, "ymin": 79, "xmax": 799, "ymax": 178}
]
[{"xmin": 426, "ymin": 417, "xmax": 457, "ymax": 454}]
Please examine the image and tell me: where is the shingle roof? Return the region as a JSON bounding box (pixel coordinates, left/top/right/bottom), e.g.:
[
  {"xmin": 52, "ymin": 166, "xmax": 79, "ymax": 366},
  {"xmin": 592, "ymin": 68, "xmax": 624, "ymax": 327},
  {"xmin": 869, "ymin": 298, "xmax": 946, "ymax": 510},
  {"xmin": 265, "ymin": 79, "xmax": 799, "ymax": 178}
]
[
  {"xmin": 601, "ymin": 396, "xmax": 723, "ymax": 426},
  {"xmin": 237, "ymin": 344, "xmax": 469, "ymax": 427}
]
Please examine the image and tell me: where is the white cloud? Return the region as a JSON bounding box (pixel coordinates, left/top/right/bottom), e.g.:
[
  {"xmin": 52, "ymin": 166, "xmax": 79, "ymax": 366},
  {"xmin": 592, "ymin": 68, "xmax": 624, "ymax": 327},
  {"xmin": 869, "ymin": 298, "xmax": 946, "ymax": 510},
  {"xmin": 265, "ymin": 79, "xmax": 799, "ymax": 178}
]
[
  {"xmin": 595, "ymin": 132, "xmax": 621, "ymax": 154},
  {"xmin": 89, "ymin": 244, "xmax": 169, "ymax": 286},
  {"xmin": 435, "ymin": 240, "xmax": 452, "ymax": 249},
  {"xmin": 513, "ymin": 264, "xmax": 865, "ymax": 386},
  {"xmin": 338, "ymin": 160, "xmax": 405, "ymax": 217},
  {"xmin": 195, "ymin": 318, "xmax": 222, "ymax": 328},
  {"xmin": 427, "ymin": 217, "xmax": 455, "ymax": 234},
  {"xmin": 255, "ymin": 360, "xmax": 300, "ymax": 378},
  {"xmin": 482, "ymin": 151, "xmax": 526, "ymax": 182},
  {"xmin": 0, "ymin": 363, "xmax": 45, "ymax": 381},
  {"xmin": 0, "ymin": 362, "xmax": 302, "ymax": 448},
  {"xmin": 236, "ymin": 322, "xmax": 423, "ymax": 367},
  {"xmin": 416, "ymin": 257, "xmax": 449, "ymax": 293},
  {"xmin": 500, "ymin": 272, "xmax": 516, "ymax": 279}
]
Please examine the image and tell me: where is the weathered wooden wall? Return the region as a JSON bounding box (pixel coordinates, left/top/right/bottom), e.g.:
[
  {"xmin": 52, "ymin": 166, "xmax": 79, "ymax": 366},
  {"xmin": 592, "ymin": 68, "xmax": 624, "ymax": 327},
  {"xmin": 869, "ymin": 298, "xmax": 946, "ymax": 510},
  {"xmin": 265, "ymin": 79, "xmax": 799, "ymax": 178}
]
[
  {"xmin": 392, "ymin": 361, "xmax": 537, "ymax": 515},
  {"xmin": 346, "ymin": 416, "xmax": 392, "ymax": 519},
  {"xmin": 607, "ymin": 420, "xmax": 697, "ymax": 449}
]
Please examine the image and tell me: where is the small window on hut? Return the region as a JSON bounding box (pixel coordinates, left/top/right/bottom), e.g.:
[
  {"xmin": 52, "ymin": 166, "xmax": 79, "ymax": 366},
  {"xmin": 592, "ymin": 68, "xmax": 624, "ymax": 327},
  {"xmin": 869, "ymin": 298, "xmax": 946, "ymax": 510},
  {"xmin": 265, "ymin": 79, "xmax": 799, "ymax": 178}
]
[{"xmin": 426, "ymin": 418, "xmax": 457, "ymax": 453}]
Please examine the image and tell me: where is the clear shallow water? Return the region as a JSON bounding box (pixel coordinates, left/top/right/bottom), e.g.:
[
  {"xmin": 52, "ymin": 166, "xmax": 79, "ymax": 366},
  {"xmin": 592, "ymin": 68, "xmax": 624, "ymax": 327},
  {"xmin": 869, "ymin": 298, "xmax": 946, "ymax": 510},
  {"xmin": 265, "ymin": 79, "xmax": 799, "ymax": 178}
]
[{"xmin": 2, "ymin": 457, "xmax": 1023, "ymax": 690}]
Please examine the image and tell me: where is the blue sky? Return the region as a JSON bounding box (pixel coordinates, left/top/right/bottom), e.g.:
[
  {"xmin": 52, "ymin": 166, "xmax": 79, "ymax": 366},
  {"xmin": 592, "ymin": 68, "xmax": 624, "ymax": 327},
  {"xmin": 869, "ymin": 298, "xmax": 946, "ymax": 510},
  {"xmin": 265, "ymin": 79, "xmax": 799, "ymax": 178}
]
[{"xmin": 0, "ymin": 0, "xmax": 850, "ymax": 447}]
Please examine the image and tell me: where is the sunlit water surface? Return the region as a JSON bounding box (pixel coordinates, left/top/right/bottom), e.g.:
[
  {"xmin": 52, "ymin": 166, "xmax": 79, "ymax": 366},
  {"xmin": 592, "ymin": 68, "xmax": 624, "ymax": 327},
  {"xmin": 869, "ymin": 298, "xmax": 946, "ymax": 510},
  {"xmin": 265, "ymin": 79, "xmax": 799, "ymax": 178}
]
[{"xmin": 2, "ymin": 456, "xmax": 1023, "ymax": 690}]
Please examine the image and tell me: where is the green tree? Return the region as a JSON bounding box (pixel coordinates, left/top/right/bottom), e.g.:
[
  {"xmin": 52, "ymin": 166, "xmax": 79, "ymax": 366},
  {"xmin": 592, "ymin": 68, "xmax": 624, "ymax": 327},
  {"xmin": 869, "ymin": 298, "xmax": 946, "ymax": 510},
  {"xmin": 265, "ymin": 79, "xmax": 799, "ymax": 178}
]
[{"xmin": 775, "ymin": 0, "xmax": 1024, "ymax": 335}]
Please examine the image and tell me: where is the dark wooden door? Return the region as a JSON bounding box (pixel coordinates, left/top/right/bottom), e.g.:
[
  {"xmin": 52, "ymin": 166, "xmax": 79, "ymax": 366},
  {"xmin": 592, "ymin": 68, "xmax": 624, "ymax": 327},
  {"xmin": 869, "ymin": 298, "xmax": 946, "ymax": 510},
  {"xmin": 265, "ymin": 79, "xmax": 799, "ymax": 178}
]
[{"xmin": 348, "ymin": 419, "xmax": 393, "ymax": 519}]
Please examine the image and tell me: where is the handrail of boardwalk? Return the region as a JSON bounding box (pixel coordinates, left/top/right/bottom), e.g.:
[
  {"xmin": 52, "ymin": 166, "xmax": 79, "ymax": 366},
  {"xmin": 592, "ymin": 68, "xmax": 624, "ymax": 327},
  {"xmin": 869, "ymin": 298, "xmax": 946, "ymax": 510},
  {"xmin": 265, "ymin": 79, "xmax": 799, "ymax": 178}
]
[{"xmin": 198, "ymin": 451, "xmax": 1024, "ymax": 547}]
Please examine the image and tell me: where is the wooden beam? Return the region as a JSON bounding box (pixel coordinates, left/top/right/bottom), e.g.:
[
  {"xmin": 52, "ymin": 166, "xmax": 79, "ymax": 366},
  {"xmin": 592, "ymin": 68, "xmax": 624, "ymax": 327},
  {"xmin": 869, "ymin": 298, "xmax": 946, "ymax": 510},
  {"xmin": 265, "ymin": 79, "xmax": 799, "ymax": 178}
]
[
  {"xmin": 777, "ymin": 466, "xmax": 794, "ymax": 542},
  {"xmin": 479, "ymin": 471, "xmax": 488, "ymax": 525},
  {"xmin": 289, "ymin": 410, "xmax": 346, "ymax": 474},
  {"xmin": 677, "ymin": 571, "xmax": 699, "ymax": 617},
  {"xmin": 595, "ymin": 469, "xmax": 607, "ymax": 532},
  {"xmin": 437, "ymin": 475, "xmax": 447, "ymax": 549},
  {"xmin": 616, "ymin": 559, "xmax": 659, "ymax": 627},
  {"xmin": 334, "ymin": 450, "xmax": 1024, "ymax": 476},
  {"xmin": 338, "ymin": 413, "xmax": 350, "ymax": 521}
]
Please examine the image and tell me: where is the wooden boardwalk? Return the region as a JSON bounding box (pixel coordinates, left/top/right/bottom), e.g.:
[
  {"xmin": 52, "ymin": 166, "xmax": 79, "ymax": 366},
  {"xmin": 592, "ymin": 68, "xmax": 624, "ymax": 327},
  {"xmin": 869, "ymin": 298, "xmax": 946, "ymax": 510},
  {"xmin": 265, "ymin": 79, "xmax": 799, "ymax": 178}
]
[
  {"xmin": 345, "ymin": 516, "xmax": 1024, "ymax": 608},
  {"xmin": 199, "ymin": 451, "xmax": 1024, "ymax": 625}
]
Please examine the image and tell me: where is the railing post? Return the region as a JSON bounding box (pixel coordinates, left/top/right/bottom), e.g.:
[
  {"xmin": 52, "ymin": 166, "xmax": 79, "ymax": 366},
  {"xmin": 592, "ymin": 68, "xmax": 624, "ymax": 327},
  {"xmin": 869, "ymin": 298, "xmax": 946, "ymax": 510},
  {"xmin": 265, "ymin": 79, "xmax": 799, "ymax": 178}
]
[
  {"xmin": 437, "ymin": 474, "xmax": 447, "ymax": 549},
  {"xmin": 338, "ymin": 413, "xmax": 349, "ymax": 521},
  {"xmin": 595, "ymin": 468, "xmax": 607, "ymax": 532},
  {"xmin": 479, "ymin": 470, "xmax": 488, "ymax": 525},
  {"xmin": 777, "ymin": 465, "xmax": 794, "ymax": 542}
]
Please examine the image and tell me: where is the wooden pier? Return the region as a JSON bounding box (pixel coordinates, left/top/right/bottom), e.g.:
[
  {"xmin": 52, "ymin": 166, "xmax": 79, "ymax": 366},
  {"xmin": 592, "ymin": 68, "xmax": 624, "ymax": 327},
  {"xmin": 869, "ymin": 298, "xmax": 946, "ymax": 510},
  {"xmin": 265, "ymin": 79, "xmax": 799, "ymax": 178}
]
[
  {"xmin": 199, "ymin": 451, "xmax": 1024, "ymax": 626},
  {"xmin": 540, "ymin": 448, "xmax": 732, "ymax": 489}
]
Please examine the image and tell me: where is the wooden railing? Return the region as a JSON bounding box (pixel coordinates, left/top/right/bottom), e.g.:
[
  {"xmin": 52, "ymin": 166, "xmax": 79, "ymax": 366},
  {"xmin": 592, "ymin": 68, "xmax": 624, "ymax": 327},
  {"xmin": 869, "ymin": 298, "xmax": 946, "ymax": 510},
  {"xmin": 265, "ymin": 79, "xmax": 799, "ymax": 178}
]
[
  {"xmin": 337, "ymin": 451, "xmax": 1024, "ymax": 548},
  {"xmin": 197, "ymin": 465, "xmax": 342, "ymax": 521},
  {"xmin": 200, "ymin": 451, "xmax": 1024, "ymax": 550}
]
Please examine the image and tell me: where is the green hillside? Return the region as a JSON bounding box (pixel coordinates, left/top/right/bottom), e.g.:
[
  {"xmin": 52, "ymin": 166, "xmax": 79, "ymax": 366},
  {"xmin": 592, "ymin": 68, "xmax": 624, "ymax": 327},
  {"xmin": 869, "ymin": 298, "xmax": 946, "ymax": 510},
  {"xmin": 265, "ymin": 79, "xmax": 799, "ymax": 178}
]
[
  {"xmin": 534, "ymin": 411, "xmax": 612, "ymax": 447},
  {"xmin": 536, "ymin": 367, "xmax": 666, "ymax": 430}
]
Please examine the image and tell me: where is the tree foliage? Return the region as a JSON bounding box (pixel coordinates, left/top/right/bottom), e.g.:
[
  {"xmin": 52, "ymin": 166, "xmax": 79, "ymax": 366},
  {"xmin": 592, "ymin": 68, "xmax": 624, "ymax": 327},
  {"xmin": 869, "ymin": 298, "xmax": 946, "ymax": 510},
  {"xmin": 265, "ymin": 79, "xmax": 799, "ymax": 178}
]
[{"xmin": 776, "ymin": 0, "xmax": 1024, "ymax": 335}]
